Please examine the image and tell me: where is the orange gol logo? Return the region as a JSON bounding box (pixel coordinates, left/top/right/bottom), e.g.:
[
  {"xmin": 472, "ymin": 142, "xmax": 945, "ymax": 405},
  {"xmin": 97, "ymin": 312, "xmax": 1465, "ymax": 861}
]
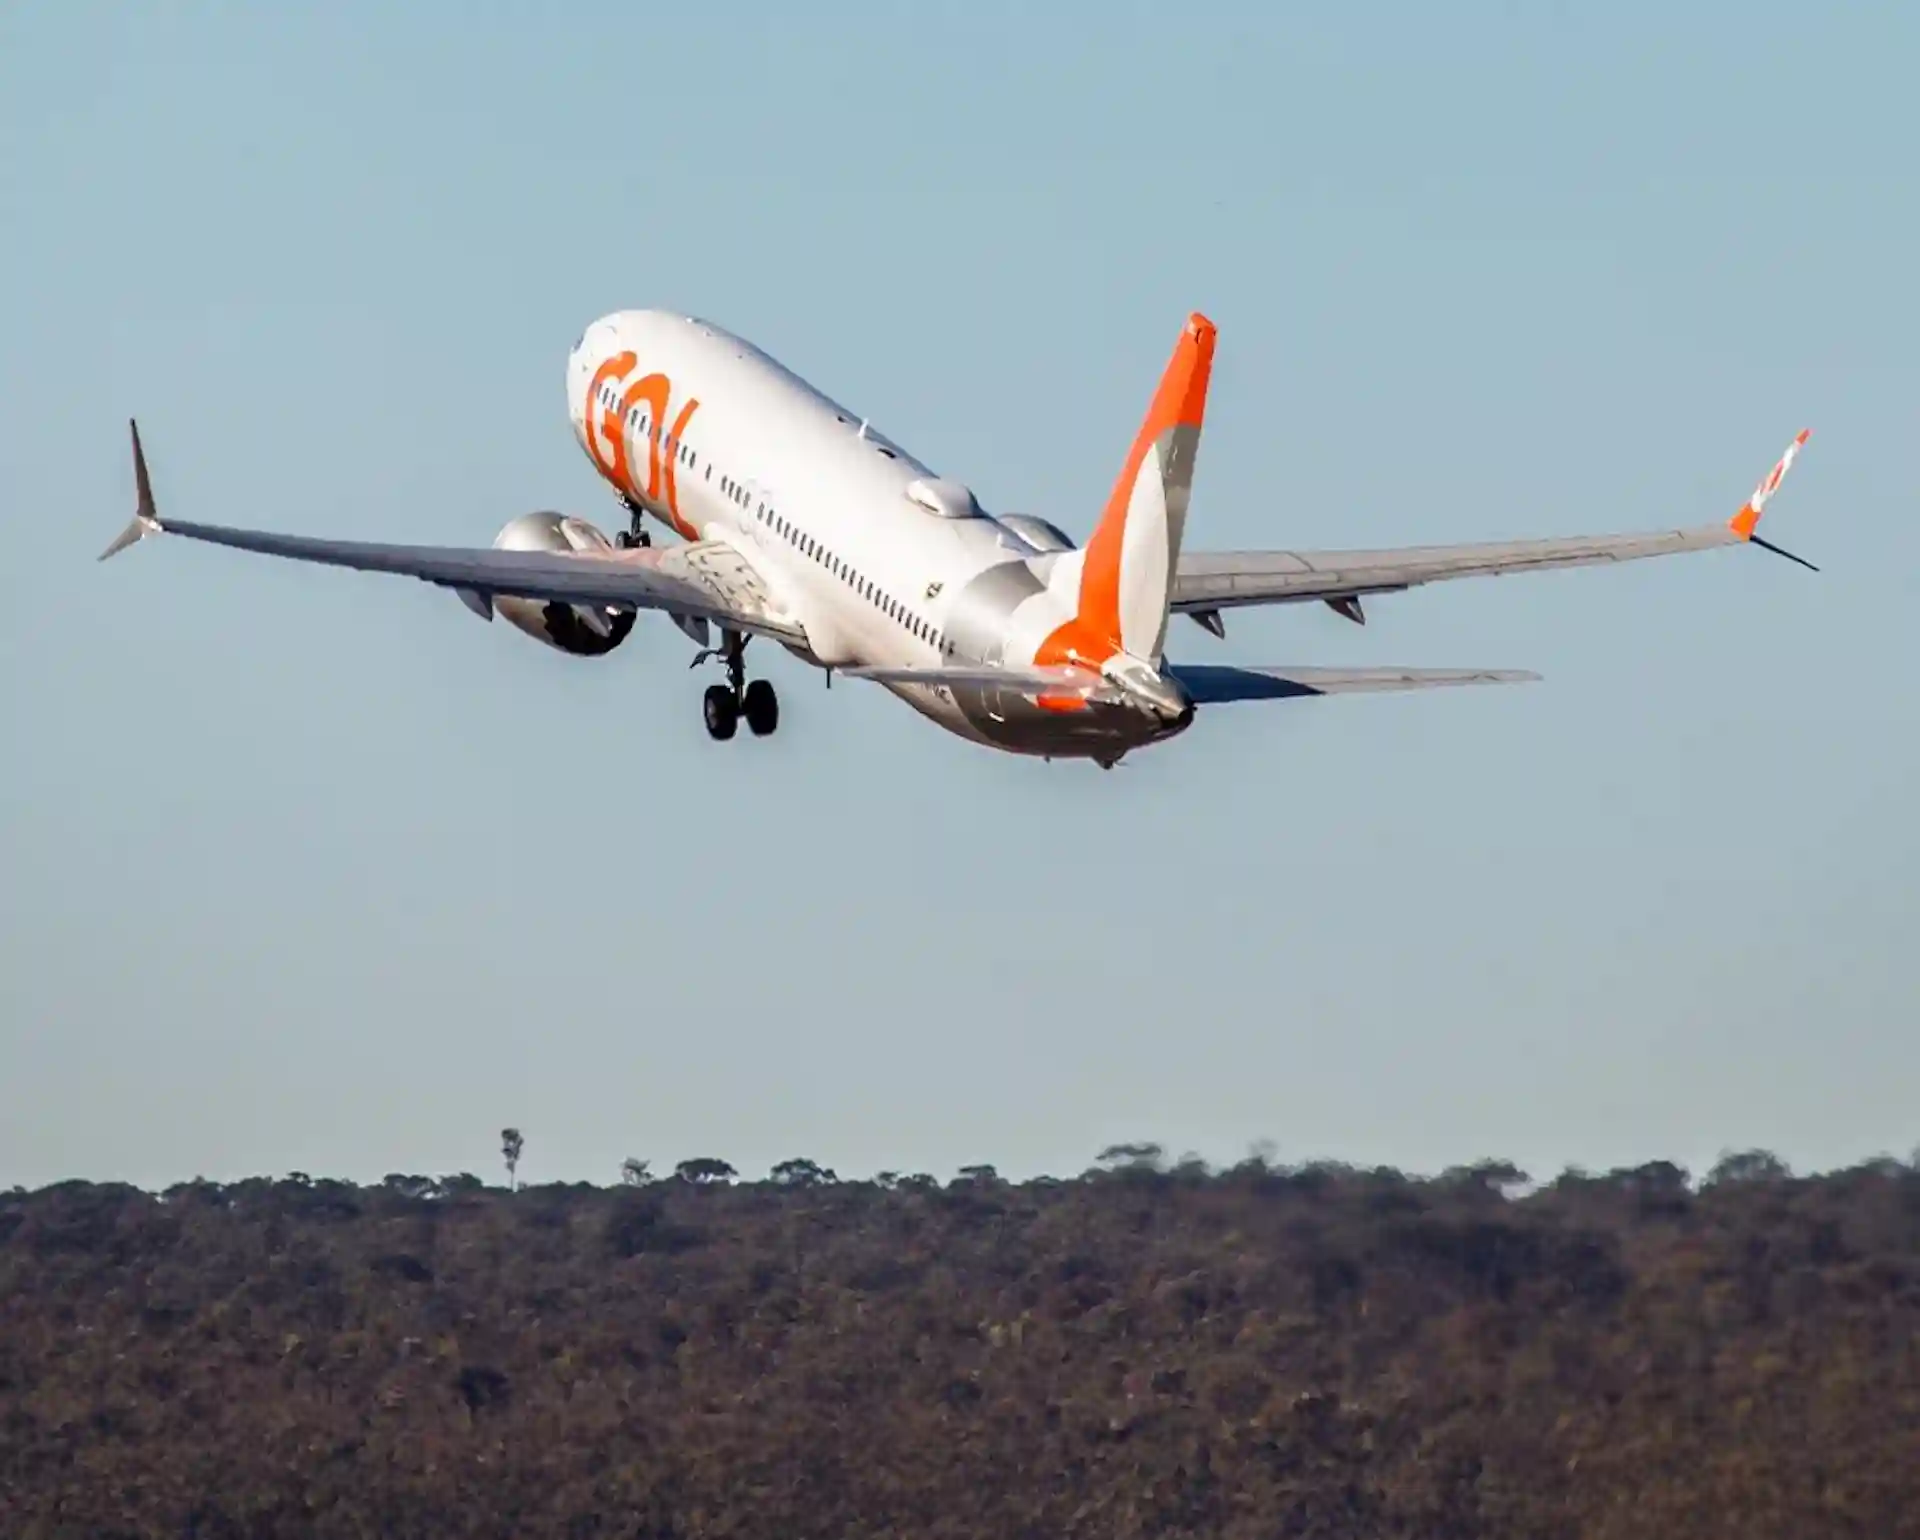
[{"xmin": 583, "ymin": 350, "xmax": 701, "ymax": 540}]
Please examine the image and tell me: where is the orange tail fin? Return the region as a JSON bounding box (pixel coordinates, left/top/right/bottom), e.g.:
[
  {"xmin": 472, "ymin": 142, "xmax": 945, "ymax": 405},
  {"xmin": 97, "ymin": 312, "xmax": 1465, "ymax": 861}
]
[{"xmin": 1042, "ymin": 313, "xmax": 1216, "ymax": 669}]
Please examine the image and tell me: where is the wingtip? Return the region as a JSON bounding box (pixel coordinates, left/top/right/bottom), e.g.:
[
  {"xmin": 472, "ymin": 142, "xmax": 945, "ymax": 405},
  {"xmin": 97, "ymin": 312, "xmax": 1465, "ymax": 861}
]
[
  {"xmin": 100, "ymin": 417, "xmax": 163, "ymax": 561},
  {"xmin": 99, "ymin": 506, "xmax": 163, "ymax": 561},
  {"xmin": 1729, "ymin": 428, "xmax": 1812, "ymax": 540},
  {"xmin": 131, "ymin": 418, "xmax": 156, "ymax": 515}
]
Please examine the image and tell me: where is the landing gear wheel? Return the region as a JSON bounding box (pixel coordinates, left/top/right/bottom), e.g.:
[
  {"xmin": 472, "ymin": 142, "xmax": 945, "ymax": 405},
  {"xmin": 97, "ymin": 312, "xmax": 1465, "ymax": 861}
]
[
  {"xmin": 742, "ymin": 679, "xmax": 779, "ymax": 737},
  {"xmin": 617, "ymin": 495, "xmax": 651, "ymax": 549},
  {"xmin": 702, "ymin": 684, "xmax": 739, "ymax": 741}
]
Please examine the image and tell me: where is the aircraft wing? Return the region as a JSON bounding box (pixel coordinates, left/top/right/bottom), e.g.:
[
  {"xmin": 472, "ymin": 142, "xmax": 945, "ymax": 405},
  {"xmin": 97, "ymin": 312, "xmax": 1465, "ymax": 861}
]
[
  {"xmin": 98, "ymin": 422, "xmax": 807, "ymax": 645},
  {"xmin": 1173, "ymin": 432, "xmax": 1815, "ymax": 620},
  {"xmin": 1169, "ymin": 663, "xmax": 1539, "ymax": 704}
]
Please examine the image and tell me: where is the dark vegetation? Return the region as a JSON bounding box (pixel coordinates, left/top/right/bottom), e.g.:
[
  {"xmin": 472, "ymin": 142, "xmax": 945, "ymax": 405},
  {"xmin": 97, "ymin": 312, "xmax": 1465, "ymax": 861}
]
[{"xmin": 3, "ymin": 1145, "xmax": 1919, "ymax": 1538}]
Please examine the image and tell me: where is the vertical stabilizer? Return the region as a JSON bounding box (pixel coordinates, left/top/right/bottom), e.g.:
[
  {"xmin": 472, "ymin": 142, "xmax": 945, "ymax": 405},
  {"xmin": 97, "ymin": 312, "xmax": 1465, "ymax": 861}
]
[{"xmin": 1040, "ymin": 313, "xmax": 1215, "ymax": 668}]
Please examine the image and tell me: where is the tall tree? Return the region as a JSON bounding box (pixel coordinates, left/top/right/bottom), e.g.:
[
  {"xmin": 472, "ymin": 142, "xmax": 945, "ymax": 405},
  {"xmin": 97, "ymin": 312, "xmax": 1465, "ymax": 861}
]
[
  {"xmin": 500, "ymin": 1128, "xmax": 524, "ymax": 1191},
  {"xmin": 1096, "ymin": 1141, "xmax": 1166, "ymax": 1171},
  {"xmin": 1707, "ymin": 1149, "xmax": 1791, "ymax": 1185}
]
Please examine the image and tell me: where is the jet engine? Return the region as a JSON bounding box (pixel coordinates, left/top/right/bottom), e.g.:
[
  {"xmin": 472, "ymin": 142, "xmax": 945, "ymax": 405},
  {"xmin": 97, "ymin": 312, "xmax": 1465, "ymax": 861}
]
[{"xmin": 485, "ymin": 511, "xmax": 637, "ymax": 656}]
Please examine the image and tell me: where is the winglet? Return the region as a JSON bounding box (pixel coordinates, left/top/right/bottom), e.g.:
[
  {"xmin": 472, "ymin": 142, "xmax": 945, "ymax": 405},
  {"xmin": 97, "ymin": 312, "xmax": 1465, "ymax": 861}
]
[
  {"xmin": 99, "ymin": 419, "xmax": 164, "ymax": 561},
  {"xmin": 1728, "ymin": 429, "xmax": 1811, "ymax": 541}
]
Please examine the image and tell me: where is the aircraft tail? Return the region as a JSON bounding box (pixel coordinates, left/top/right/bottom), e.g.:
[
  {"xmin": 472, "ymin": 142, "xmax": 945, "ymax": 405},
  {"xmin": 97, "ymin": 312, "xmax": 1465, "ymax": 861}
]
[{"xmin": 1042, "ymin": 313, "xmax": 1215, "ymax": 669}]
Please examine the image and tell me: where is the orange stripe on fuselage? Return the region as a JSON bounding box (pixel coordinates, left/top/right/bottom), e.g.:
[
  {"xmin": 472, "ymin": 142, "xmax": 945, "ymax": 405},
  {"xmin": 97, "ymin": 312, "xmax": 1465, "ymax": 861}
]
[
  {"xmin": 660, "ymin": 395, "xmax": 701, "ymax": 540},
  {"xmin": 585, "ymin": 352, "xmax": 639, "ymax": 488},
  {"xmin": 619, "ymin": 373, "xmax": 671, "ymax": 498},
  {"xmin": 584, "ymin": 351, "xmax": 701, "ymax": 540},
  {"xmin": 617, "ymin": 372, "xmax": 704, "ymax": 539},
  {"xmin": 1033, "ymin": 311, "xmax": 1217, "ymax": 687}
]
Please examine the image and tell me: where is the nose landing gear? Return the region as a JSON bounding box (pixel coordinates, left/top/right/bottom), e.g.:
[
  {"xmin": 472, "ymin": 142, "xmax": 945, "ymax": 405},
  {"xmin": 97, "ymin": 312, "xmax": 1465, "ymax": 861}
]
[
  {"xmin": 614, "ymin": 495, "xmax": 651, "ymax": 550},
  {"xmin": 695, "ymin": 629, "xmax": 780, "ymax": 741}
]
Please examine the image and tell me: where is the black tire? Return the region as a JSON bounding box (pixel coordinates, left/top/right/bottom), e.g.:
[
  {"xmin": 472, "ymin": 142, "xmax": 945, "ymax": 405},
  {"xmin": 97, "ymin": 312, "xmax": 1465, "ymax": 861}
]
[
  {"xmin": 703, "ymin": 684, "xmax": 739, "ymax": 741},
  {"xmin": 742, "ymin": 679, "xmax": 779, "ymax": 737}
]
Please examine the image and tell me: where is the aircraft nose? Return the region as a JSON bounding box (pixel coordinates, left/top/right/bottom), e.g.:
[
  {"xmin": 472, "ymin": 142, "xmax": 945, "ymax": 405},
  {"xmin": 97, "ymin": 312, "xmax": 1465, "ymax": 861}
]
[
  {"xmin": 566, "ymin": 317, "xmax": 622, "ymax": 415},
  {"xmin": 566, "ymin": 325, "xmax": 601, "ymax": 421}
]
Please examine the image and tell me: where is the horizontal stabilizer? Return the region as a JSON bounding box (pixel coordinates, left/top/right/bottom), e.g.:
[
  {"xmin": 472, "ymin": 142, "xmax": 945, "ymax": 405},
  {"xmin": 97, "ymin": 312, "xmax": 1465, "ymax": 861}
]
[
  {"xmin": 1170, "ymin": 663, "xmax": 1540, "ymax": 705},
  {"xmin": 839, "ymin": 662, "xmax": 1118, "ymax": 700}
]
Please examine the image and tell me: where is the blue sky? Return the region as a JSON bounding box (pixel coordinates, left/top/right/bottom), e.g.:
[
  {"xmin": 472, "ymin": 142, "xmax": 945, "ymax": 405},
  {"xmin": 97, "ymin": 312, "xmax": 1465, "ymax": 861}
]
[{"xmin": 2, "ymin": 1, "xmax": 1914, "ymax": 1192}]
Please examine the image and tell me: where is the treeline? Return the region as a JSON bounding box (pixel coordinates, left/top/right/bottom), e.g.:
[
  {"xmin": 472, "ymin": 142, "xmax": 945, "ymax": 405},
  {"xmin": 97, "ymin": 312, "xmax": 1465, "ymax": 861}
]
[{"xmin": 2, "ymin": 1147, "xmax": 1918, "ymax": 1538}]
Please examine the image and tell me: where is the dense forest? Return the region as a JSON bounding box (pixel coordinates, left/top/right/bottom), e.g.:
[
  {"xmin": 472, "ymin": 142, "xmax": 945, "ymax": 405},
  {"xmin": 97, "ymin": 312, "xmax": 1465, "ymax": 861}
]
[{"xmin": 3, "ymin": 1144, "xmax": 1918, "ymax": 1539}]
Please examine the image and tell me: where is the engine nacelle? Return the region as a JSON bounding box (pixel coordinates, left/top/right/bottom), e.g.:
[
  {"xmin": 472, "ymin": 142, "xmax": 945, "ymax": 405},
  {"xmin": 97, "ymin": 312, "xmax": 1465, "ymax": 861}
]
[{"xmin": 486, "ymin": 512, "xmax": 637, "ymax": 656}]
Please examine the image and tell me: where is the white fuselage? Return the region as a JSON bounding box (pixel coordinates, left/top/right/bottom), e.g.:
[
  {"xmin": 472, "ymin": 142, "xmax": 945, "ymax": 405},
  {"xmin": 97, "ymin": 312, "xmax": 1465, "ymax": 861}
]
[{"xmin": 564, "ymin": 309, "xmax": 1189, "ymax": 758}]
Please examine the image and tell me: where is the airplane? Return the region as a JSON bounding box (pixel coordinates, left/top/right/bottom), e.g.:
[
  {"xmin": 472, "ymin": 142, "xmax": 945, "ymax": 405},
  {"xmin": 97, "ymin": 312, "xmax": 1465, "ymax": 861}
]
[{"xmin": 100, "ymin": 309, "xmax": 1814, "ymax": 767}]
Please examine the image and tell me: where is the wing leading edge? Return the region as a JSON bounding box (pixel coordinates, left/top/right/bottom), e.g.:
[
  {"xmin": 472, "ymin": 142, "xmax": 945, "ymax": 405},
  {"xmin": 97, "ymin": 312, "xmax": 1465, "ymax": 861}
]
[
  {"xmin": 1174, "ymin": 431, "xmax": 1816, "ymax": 616},
  {"xmin": 98, "ymin": 422, "xmax": 805, "ymax": 644}
]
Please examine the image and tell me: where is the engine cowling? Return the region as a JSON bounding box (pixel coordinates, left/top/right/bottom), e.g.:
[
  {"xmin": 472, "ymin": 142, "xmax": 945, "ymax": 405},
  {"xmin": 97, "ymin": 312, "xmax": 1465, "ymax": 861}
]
[{"xmin": 485, "ymin": 512, "xmax": 637, "ymax": 656}]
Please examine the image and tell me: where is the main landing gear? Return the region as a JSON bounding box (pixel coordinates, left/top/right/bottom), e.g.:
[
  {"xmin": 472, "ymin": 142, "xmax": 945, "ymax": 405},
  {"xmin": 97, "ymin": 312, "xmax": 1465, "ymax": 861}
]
[{"xmin": 695, "ymin": 629, "xmax": 779, "ymax": 741}]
